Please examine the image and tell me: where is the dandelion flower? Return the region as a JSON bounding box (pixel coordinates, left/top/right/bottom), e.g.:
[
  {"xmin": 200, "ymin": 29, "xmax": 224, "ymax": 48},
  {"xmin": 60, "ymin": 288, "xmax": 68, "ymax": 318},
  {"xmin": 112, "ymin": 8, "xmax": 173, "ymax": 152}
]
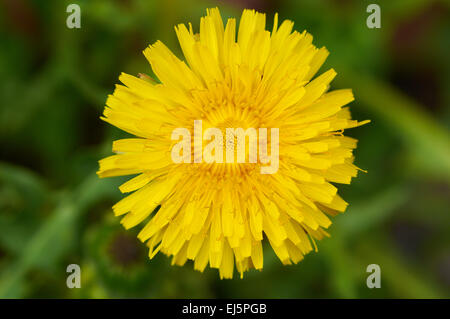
[{"xmin": 97, "ymin": 8, "xmax": 369, "ymax": 279}]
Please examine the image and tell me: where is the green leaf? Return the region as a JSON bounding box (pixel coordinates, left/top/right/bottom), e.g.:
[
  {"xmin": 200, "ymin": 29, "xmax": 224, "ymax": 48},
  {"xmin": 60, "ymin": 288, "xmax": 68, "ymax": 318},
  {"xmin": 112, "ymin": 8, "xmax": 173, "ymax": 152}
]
[{"xmin": 0, "ymin": 173, "xmax": 120, "ymax": 298}]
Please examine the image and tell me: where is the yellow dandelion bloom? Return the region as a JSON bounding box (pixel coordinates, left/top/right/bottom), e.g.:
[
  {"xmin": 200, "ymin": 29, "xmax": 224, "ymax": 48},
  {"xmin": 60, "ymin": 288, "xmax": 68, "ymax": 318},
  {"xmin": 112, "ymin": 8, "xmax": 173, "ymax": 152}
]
[{"xmin": 97, "ymin": 8, "xmax": 369, "ymax": 279}]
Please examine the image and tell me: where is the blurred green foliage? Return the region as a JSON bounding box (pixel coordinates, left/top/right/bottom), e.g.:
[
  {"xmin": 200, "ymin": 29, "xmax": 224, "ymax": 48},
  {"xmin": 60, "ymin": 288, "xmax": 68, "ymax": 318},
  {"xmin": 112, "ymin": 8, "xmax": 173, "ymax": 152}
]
[{"xmin": 0, "ymin": 0, "xmax": 449, "ymax": 298}]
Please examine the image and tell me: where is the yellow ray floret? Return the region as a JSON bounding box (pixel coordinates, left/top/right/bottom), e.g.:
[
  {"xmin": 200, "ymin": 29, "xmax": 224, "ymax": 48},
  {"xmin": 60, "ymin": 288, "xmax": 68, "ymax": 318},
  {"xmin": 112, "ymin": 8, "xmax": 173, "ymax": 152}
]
[{"xmin": 97, "ymin": 7, "xmax": 369, "ymax": 279}]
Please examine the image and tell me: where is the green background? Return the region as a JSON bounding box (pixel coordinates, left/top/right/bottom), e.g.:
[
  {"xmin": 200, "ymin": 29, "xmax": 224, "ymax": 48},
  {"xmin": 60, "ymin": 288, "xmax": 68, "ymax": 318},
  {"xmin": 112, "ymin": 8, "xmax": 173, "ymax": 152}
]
[{"xmin": 0, "ymin": 0, "xmax": 449, "ymax": 298}]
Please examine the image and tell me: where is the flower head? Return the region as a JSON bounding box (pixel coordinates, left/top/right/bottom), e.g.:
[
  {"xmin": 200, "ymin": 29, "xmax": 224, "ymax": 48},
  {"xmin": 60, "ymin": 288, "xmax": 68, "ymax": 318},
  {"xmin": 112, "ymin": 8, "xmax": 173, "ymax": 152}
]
[{"xmin": 98, "ymin": 8, "xmax": 369, "ymax": 279}]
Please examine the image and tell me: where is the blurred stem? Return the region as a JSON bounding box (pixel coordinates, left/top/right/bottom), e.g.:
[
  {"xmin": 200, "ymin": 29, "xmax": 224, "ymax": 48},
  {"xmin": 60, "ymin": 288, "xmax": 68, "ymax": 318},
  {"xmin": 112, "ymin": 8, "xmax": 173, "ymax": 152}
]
[
  {"xmin": 337, "ymin": 185, "xmax": 410, "ymax": 238},
  {"xmin": 322, "ymin": 235, "xmax": 358, "ymax": 298},
  {"xmin": 68, "ymin": 70, "xmax": 108, "ymax": 108}
]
